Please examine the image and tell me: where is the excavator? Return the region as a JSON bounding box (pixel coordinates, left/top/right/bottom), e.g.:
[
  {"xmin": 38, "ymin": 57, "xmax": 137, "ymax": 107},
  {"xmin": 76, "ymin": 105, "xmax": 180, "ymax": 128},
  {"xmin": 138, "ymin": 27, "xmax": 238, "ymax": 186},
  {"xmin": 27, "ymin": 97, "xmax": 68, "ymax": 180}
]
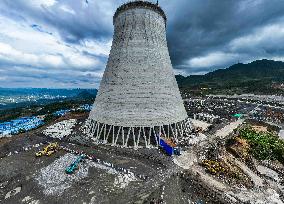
[
  {"xmin": 65, "ymin": 154, "xmax": 86, "ymax": 174},
  {"xmin": 35, "ymin": 142, "xmax": 59, "ymax": 157}
]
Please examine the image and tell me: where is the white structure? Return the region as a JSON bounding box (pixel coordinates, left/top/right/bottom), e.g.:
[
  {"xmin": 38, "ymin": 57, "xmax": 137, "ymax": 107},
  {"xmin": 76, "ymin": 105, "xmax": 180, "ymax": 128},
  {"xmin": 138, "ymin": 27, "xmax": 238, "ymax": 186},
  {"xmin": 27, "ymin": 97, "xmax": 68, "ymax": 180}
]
[
  {"xmin": 85, "ymin": 1, "xmax": 191, "ymax": 147},
  {"xmin": 43, "ymin": 119, "xmax": 77, "ymax": 140},
  {"xmin": 193, "ymin": 113, "xmax": 220, "ymax": 123}
]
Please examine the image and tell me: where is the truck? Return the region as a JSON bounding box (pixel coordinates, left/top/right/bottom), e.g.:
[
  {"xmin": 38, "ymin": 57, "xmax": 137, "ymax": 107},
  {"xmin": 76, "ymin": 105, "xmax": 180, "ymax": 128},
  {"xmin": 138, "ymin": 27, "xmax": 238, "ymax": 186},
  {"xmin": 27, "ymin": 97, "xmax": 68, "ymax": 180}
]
[{"xmin": 158, "ymin": 135, "xmax": 181, "ymax": 156}]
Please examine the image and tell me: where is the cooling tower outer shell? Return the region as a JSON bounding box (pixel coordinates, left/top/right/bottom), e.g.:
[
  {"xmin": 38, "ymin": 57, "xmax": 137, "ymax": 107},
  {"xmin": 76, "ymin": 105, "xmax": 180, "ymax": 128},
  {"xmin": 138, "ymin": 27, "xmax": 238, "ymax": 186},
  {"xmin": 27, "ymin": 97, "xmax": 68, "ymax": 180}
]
[{"xmin": 89, "ymin": 5, "xmax": 188, "ymax": 127}]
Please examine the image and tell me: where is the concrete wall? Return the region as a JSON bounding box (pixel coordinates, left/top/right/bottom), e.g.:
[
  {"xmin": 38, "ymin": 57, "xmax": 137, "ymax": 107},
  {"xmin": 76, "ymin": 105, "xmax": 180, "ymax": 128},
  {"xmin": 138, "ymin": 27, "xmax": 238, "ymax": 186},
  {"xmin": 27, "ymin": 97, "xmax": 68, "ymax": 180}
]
[{"xmin": 89, "ymin": 7, "xmax": 188, "ymax": 127}]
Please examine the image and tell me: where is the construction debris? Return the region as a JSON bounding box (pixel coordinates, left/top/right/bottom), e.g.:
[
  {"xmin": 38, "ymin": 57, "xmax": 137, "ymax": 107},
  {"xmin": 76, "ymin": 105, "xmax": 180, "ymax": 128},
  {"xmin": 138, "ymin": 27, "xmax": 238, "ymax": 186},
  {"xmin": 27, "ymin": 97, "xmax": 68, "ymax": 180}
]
[
  {"xmin": 4, "ymin": 186, "xmax": 21, "ymax": 200},
  {"xmin": 114, "ymin": 172, "xmax": 137, "ymax": 189},
  {"xmin": 42, "ymin": 119, "xmax": 77, "ymax": 139},
  {"xmin": 35, "ymin": 153, "xmax": 95, "ymax": 196},
  {"xmin": 34, "ymin": 153, "xmax": 139, "ymax": 196}
]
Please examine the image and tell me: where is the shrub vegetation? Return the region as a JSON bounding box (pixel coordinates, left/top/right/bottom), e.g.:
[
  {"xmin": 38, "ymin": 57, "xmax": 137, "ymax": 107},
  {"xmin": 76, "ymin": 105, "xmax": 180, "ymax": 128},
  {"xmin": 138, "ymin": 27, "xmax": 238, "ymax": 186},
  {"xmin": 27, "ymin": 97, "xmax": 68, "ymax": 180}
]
[{"xmin": 238, "ymin": 126, "xmax": 284, "ymax": 163}]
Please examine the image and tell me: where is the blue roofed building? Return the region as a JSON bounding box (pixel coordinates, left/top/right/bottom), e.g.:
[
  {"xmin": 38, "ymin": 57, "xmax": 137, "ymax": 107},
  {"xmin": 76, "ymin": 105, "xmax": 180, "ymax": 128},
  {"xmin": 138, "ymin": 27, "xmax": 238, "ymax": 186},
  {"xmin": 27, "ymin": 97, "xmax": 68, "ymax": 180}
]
[{"xmin": 0, "ymin": 116, "xmax": 44, "ymax": 137}]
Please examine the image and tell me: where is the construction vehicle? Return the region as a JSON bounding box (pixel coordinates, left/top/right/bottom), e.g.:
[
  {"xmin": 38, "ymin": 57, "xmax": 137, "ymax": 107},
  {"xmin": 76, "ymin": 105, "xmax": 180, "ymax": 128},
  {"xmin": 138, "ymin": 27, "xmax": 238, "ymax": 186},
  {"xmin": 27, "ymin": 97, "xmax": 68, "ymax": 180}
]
[
  {"xmin": 65, "ymin": 154, "xmax": 86, "ymax": 174},
  {"xmin": 35, "ymin": 142, "xmax": 59, "ymax": 157},
  {"xmin": 158, "ymin": 135, "xmax": 181, "ymax": 156}
]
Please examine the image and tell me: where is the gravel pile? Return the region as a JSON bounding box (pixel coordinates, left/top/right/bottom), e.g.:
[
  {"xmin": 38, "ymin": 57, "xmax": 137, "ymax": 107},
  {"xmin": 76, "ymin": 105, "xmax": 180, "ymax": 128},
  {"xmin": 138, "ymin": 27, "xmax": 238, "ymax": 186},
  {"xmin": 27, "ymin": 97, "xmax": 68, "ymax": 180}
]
[
  {"xmin": 4, "ymin": 186, "xmax": 22, "ymax": 200},
  {"xmin": 22, "ymin": 196, "xmax": 40, "ymax": 204},
  {"xmin": 35, "ymin": 153, "xmax": 93, "ymax": 196},
  {"xmin": 191, "ymin": 119, "xmax": 212, "ymax": 130},
  {"xmin": 35, "ymin": 153, "xmax": 138, "ymax": 196},
  {"xmin": 179, "ymin": 133, "xmax": 207, "ymax": 146},
  {"xmin": 173, "ymin": 151, "xmax": 197, "ymax": 169},
  {"xmin": 114, "ymin": 172, "xmax": 137, "ymax": 189},
  {"xmin": 42, "ymin": 119, "xmax": 77, "ymax": 139}
]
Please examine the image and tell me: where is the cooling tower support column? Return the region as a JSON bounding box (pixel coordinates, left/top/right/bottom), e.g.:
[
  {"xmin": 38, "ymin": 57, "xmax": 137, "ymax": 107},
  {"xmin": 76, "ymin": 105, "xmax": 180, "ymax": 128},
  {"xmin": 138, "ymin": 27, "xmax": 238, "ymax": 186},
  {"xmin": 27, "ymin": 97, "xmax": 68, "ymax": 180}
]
[{"xmin": 86, "ymin": 1, "xmax": 191, "ymax": 148}]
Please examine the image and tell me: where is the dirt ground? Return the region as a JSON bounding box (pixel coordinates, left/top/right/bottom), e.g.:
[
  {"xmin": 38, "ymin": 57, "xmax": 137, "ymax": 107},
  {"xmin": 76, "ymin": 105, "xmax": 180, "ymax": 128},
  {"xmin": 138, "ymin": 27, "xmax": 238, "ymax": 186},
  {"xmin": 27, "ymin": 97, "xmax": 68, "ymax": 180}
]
[
  {"xmin": 1, "ymin": 114, "xmax": 283, "ymax": 204},
  {"xmin": 0, "ymin": 114, "xmax": 220, "ymax": 204}
]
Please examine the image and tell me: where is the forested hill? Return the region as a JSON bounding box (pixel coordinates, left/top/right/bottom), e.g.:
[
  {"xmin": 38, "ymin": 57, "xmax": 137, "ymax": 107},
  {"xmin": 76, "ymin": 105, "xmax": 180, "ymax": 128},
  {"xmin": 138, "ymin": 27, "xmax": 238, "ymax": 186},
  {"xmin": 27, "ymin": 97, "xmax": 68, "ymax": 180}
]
[{"xmin": 176, "ymin": 59, "xmax": 284, "ymax": 95}]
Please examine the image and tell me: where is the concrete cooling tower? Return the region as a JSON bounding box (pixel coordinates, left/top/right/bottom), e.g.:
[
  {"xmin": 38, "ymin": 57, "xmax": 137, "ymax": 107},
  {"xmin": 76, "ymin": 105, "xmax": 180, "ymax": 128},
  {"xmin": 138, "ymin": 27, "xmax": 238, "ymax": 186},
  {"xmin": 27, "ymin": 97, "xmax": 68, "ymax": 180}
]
[{"xmin": 85, "ymin": 1, "xmax": 191, "ymax": 147}]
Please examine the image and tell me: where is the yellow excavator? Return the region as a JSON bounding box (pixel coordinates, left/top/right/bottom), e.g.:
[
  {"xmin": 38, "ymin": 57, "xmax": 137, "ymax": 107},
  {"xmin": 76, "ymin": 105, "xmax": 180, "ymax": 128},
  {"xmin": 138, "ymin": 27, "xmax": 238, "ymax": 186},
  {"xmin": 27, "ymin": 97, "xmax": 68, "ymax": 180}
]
[{"xmin": 35, "ymin": 142, "xmax": 59, "ymax": 157}]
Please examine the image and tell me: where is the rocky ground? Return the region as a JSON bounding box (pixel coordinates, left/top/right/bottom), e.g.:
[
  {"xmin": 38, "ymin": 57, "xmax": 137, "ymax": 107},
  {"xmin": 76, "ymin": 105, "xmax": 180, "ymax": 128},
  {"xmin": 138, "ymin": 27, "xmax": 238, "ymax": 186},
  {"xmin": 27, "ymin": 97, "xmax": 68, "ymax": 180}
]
[{"xmin": 1, "ymin": 113, "xmax": 284, "ymax": 204}]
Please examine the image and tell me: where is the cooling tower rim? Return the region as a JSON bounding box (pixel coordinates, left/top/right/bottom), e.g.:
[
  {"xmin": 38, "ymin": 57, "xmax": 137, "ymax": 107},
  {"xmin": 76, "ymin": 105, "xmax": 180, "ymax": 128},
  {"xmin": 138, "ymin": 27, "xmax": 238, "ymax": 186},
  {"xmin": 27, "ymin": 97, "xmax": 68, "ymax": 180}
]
[{"xmin": 114, "ymin": 1, "xmax": 167, "ymax": 23}]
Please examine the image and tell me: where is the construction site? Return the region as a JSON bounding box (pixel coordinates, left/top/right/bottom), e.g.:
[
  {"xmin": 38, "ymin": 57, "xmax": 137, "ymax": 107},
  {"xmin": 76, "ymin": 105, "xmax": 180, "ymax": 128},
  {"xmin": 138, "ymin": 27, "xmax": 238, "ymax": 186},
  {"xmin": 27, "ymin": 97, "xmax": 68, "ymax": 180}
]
[
  {"xmin": 1, "ymin": 1, "xmax": 284, "ymax": 204},
  {"xmin": 1, "ymin": 104, "xmax": 284, "ymax": 204}
]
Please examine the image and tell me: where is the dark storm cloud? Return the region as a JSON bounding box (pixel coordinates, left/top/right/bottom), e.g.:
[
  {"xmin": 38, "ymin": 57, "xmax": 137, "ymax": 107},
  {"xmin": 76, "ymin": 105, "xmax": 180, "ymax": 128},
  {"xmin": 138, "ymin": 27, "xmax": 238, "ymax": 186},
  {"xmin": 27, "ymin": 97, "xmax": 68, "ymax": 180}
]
[
  {"xmin": 0, "ymin": 0, "xmax": 284, "ymax": 88},
  {"xmin": 161, "ymin": 0, "xmax": 284, "ymax": 74},
  {"xmin": 1, "ymin": 0, "xmax": 124, "ymax": 43}
]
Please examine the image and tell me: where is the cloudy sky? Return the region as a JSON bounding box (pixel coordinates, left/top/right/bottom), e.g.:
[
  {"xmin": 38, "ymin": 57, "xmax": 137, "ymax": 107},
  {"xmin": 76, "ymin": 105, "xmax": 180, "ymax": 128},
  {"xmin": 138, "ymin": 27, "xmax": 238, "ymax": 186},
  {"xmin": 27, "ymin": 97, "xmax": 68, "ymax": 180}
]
[{"xmin": 0, "ymin": 0, "xmax": 283, "ymax": 88}]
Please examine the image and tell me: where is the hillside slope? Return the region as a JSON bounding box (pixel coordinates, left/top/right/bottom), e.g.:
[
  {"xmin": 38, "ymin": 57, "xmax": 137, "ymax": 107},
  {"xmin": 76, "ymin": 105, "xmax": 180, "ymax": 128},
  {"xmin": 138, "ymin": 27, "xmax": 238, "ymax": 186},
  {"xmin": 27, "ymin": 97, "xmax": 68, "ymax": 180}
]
[{"xmin": 176, "ymin": 59, "xmax": 284, "ymax": 95}]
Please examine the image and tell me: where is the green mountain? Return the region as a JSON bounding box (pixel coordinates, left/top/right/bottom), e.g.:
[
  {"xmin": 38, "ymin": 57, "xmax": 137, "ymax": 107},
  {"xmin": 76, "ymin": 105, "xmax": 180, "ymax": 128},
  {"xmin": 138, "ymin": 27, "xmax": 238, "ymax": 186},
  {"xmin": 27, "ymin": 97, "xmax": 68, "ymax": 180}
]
[
  {"xmin": 176, "ymin": 59, "xmax": 284, "ymax": 95},
  {"xmin": 75, "ymin": 90, "xmax": 97, "ymax": 100}
]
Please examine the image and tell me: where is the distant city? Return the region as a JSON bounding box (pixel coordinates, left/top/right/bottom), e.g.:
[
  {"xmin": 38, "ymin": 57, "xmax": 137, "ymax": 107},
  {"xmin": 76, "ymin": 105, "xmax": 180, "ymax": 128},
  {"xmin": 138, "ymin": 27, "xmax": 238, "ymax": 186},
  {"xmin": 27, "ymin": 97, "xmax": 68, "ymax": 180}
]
[{"xmin": 0, "ymin": 88, "xmax": 97, "ymax": 109}]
